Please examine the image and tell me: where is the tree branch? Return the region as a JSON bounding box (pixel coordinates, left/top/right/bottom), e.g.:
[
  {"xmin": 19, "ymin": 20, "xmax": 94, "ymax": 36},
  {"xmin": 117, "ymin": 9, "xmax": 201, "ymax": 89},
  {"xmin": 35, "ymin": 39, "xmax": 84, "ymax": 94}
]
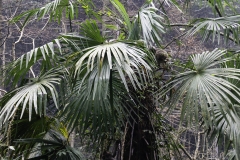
[
  {"xmin": 164, "ymin": 23, "xmax": 237, "ymax": 48},
  {"xmin": 193, "ymin": 131, "xmax": 204, "ymax": 160},
  {"xmin": 178, "ymin": 143, "xmax": 193, "ymax": 160},
  {"xmin": 163, "ymin": 31, "xmax": 187, "ymax": 49}
]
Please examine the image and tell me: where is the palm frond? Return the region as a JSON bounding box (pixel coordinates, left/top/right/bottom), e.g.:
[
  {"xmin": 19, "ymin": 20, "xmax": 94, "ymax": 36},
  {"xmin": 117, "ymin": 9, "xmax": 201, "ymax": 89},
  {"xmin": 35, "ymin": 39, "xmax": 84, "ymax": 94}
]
[
  {"xmin": 61, "ymin": 70, "xmax": 135, "ymax": 142},
  {"xmin": 75, "ymin": 41, "xmax": 153, "ymax": 92},
  {"xmin": 4, "ymin": 39, "xmax": 62, "ymax": 87},
  {"xmin": 61, "ymin": 41, "xmax": 154, "ymax": 141},
  {"xmin": 0, "ymin": 68, "xmax": 64, "ymax": 123},
  {"xmin": 15, "ymin": 129, "xmax": 84, "ymax": 160},
  {"xmin": 160, "ymin": 49, "xmax": 240, "ymax": 126},
  {"xmin": 61, "ymin": 33, "xmax": 104, "ymax": 53},
  {"xmin": 159, "ymin": 48, "xmax": 240, "ymax": 158},
  {"xmin": 4, "ymin": 33, "xmax": 104, "ymax": 87},
  {"xmin": 185, "ymin": 15, "xmax": 240, "ymax": 44},
  {"xmin": 80, "ymin": 19, "xmax": 105, "ymax": 43},
  {"xmin": 131, "ymin": 2, "xmax": 165, "ymax": 46},
  {"xmin": 209, "ymin": 104, "xmax": 240, "ymax": 160},
  {"xmin": 11, "ymin": 0, "xmax": 77, "ymax": 29},
  {"xmin": 110, "ymin": 0, "xmax": 132, "ymax": 32}
]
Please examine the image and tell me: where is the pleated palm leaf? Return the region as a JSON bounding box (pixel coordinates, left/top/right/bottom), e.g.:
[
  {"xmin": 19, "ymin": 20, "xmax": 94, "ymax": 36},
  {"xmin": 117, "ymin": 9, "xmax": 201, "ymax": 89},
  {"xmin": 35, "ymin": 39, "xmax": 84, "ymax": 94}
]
[
  {"xmin": 62, "ymin": 73, "xmax": 134, "ymax": 143},
  {"xmin": 159, "ymin": 49, "xmax": 240, "ymax": 159},
  {"xmin": 0, "ymin": 68, "xmax": 65, "ymax": 123},
  {"xmin": 209, "ymin": 104, "xmax": 240, "ymax": 160},
  {"xmin": 136, "ymin": 2, "xmax": 165, "ymax": 46},
  {"xmin": 185, "ymin": 15, "xmax": 240, "ymax": 44},
  {"xmin": 110, "ymin": 0, "xmax": 165, "ymax": 46},
  {"xmin": 208, "ymin": 52, "xmax": 240, "ymax": 160},
  {"xmin": 12, "ymin": 0, "xmax": 77, "ymax": 29}
]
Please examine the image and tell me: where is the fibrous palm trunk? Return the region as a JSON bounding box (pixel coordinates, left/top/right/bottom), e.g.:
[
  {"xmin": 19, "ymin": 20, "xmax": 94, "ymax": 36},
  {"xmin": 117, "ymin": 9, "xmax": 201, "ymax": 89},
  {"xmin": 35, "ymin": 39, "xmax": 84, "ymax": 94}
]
[{"xmin": 122, "ymin": 86, "xmax": 157, "ymax": 160}]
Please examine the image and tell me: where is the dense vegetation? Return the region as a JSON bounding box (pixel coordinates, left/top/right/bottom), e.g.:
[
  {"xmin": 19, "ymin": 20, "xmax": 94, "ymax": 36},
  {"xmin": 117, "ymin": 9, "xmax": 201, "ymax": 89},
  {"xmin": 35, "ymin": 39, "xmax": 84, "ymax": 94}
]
[{"xmin": 1, "ymin": 0, "xmax": 240, "ymax": 159}]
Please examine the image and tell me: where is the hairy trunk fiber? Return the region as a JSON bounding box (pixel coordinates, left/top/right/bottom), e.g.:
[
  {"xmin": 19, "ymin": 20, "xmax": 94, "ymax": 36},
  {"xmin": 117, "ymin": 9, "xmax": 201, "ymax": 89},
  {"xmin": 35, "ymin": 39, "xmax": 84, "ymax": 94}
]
[{"xmin": 123, "ymin": 99, "xmax": 156, "ymax": 160}]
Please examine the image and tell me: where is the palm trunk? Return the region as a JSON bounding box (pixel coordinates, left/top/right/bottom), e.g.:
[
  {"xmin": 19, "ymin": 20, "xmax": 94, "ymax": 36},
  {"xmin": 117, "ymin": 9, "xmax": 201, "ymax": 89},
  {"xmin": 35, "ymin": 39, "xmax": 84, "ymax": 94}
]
[
  {"xmin": 123, "ymin": 106, "xmax": 156, "ymax": 160},
  {"xmin": 118, "ymin": 85, "xmax": 157, "ymax": 160}
]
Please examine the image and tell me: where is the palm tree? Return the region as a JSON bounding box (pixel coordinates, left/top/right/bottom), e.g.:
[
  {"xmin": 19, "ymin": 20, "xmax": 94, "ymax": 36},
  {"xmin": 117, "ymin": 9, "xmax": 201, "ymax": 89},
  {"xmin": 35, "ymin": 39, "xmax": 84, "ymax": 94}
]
[{"xmin": 1, "ymin": 0, "xmax": 240, "ymax": 159}]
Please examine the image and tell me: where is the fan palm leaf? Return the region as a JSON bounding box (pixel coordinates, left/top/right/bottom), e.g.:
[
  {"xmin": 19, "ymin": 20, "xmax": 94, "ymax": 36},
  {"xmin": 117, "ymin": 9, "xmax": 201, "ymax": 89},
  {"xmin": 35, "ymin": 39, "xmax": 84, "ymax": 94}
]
[
  {"xmin": 61, "ymin": 72, "xmax": 133, "ymax": 141},
  {"xmin": 209, "ymin": 104, "xmax": 240, "ymax": 160},
  {"xmin": 109, "ymin": 0, "xmax": 165, "ymax": 46},
  {"xmin": 11, "ymin": 0, "xmax": 77, "ymax": 29},
  {"xmin": 0, "ymin": 68, "xmax": 64, "ymax": 123},
  {"xmin": 130, "ymin": 2, "xmax": 165, "ymax": 46},
  {"xmin": 160, "ymin": 49, "xmax": 240, "ymax": 124},
  {"xmin": 75, "ymin": 41, "xmax": 153, "ymax": 92},
  {"xmin": 185, "ymin": 15, "xmax": 240, "ymax": 44},
  {"xmin": 160, "ymin": 48, "xmax": 240, "ymax": 159},
  {"xmin": 4, "ymin": 30, "xmax": 104, "ymax": 87},
  {"xmin": 4, "ymin": 39, "xmax": 63, "ymax": 87},
  {"xmin": 79, "ymin": 19, "xmax": 105, "ymax": 43}
]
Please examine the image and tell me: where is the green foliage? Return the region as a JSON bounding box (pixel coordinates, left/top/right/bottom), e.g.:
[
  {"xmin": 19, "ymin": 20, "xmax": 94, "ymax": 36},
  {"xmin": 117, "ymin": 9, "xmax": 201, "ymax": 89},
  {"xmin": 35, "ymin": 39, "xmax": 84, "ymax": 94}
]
[
  {"xmin": 136, "ymin": 2, "xmax": 165, "ymax": 46},
  {"xmin": 80, "ymin": 20, "xmax": 105, "ymax": 43},
  {"xmin": 3, "ymin": 0, "xmax": 240, "ymax": 159},
  {"xmin": 0, "ymin": 68, "xmax": 64, "ymax": 122},
  {"xmin": 160, "ymin": 49, "xmax": 240, "ymax": 159},
  {"xmin": 110, "ymin": 0, "xmax": 132, "ymax": 32},
  {"xmin": 15, "ymin": 129, "xmax": 83, "ymax": 160},
  {"xmin": 186, "ymin": 15, "xmax": 240, "ymax": 44},
  {"xmin": 12, "ymin": 0, "xmax": 78, "ymax": 29}
]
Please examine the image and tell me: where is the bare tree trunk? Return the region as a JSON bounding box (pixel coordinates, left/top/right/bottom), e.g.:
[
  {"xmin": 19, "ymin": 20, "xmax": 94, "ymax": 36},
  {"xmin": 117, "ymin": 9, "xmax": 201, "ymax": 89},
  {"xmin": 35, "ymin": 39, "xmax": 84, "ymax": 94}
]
[
  {"xmin": 62, "ymin": 10, "xmax": 68, "ymax": 34},
  {"xmin": 102, "ymin": 0, "xmax": 110, "ymax": 37},
  {"xmin": 62, "ymin": 9, "xmax": 77, "ymax": 148},
  {"xmin": 69, "ymin": 129, "xmax": 75, "ymax": 147},
  {"xmin": 193, "ymin": 131, "xmax": 204, "ymax": 160},
  {"xmin": 0, "ymin": 0, "xmax": 4, "ymax": 97},
  {"xmin": 0, "ymin": 0, "xmax": 3, "ymax": 64},
  {"xmin": 0, "ymin": 0, "xmax": 2, "ymax": 61}
]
